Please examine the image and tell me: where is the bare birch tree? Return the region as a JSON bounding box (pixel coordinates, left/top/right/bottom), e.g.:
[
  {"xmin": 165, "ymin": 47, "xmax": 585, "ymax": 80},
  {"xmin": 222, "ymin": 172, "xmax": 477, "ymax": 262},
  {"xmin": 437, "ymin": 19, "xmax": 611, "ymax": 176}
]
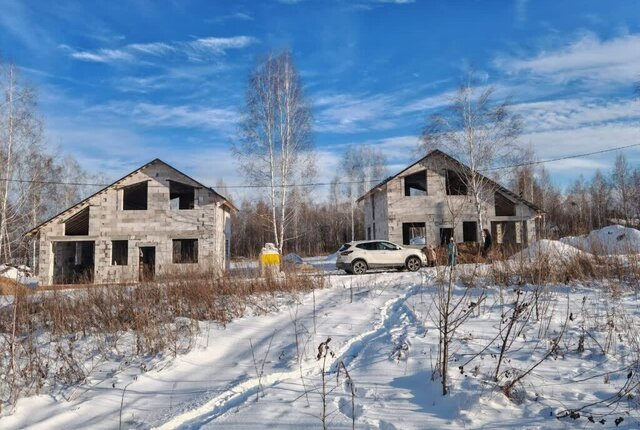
[
  {"xmin": 0, "ymin": 62, "xmax": 43, "ymax": 262},
  {"xmin": 234, "ymin": 51, "xmax": 314, "ymax": 254},
  {"xmin": 422, "ymin": 73, "xmax": 522, "ymax": 247},
  {"xmin": 340, "ymin": 145, "xmax": 387, "ymax": 241},
  {"xmin": 611, "ymin": 154, "xmax": 632, "ymax": 224}
]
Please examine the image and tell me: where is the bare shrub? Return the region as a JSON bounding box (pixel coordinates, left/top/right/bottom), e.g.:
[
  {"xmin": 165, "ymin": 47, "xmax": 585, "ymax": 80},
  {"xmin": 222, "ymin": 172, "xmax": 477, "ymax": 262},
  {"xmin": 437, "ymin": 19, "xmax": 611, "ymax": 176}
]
[
  {"xmin": 431, "ymin": 266, "xmax": 484, "ymax": 395},
  {"xmin": 0, "ymin": 269, "xmax": 323, "ymax": 411}
]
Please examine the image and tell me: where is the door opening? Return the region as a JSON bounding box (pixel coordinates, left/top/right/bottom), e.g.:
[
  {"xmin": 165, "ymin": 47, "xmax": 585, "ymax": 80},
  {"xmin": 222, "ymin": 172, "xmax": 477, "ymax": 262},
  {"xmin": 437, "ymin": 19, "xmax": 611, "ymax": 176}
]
[{"xmin": 139, "ymin": 246, "xmax": 156, "ymax": 282}]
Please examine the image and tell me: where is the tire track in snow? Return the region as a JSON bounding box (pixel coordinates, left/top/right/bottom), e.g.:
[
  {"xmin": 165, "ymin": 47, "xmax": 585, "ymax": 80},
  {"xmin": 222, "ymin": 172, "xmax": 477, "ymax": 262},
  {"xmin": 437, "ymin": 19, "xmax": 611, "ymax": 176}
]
[
  {"xmin": 334, "ymin": 290, "xmax": 427, "ymax": 428},
  {"xmin": 153, "ymin": 283, "xmax": 426, "ymax": 430}
]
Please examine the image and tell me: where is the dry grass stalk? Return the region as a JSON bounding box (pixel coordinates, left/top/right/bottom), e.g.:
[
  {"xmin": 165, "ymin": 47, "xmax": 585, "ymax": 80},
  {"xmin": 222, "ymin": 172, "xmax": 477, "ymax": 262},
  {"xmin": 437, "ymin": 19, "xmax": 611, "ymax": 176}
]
[{"xmin": 0, "ymin": 268, "xmax": 323, "ymax": 411}]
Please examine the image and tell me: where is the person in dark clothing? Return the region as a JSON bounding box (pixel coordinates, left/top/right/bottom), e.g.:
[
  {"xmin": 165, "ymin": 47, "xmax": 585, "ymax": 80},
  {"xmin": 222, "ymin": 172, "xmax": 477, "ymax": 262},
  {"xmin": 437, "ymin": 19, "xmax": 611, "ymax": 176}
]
[
  {"xmin": 447, "ymin": 238, "xmax": 457, "ymax": 267},
  {"xmin": 482, "ymin": 228, "xmax": 492, "ymax": 258}
]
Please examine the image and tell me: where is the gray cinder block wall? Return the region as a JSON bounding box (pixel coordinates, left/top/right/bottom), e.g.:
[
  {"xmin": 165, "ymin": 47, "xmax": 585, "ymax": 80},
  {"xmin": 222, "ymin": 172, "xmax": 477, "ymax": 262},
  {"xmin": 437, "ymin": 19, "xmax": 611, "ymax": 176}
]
[
  {"xmin": 27, "ymin": 159, "xmax": 235, "ymax": 285},
  {"xmin": 358, "ymin": 150, "xmax": 543, "ymax": 247}
]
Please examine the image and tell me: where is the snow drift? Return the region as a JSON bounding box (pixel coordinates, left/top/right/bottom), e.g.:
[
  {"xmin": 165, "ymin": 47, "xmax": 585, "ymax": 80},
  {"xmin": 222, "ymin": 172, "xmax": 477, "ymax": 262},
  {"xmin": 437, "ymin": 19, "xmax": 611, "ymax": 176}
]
[
  {"xmin": 510, "ymin": 239, "xmax": 583, "ymax": 263},
  {"xmin": 561, "ymin": 225, "xmax": 640, "ymax": 255},
  {"xmin": 0, "ymin": 264, "xmax": 32, "ymax": 280}
]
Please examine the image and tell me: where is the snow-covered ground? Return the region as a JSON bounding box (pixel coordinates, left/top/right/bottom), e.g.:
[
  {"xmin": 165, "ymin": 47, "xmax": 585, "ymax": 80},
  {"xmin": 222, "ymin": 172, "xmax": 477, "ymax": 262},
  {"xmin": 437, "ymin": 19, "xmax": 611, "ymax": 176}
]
[{"xmin": 2, "ymin": 264, "xmax": 640, "ymax": 429}]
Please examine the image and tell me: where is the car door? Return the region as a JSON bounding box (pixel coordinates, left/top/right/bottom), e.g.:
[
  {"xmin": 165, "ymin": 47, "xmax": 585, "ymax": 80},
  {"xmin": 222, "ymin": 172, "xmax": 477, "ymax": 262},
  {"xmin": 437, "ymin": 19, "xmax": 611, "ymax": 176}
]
[
  {"xmin": 355, "ymin": 242, "xmax": 376, "ymax": 265},
  {"xmin": 376, "ymin": 241, "xmax": 400, "ymax": 266}
]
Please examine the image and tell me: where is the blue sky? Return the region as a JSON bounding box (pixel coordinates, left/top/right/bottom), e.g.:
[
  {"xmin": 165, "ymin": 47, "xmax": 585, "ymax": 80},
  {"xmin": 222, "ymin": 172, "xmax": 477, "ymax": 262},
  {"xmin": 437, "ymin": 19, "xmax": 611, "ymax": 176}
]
[{"xmin": 1, "ymin": 0, "xmax": 639, "ymax": 199}]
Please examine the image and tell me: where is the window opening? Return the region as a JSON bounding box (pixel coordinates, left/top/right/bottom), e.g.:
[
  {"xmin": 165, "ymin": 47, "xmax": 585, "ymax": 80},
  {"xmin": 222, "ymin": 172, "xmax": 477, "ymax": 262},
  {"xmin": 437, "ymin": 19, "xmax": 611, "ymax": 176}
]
[
  {"xmin": 170, "ymin": 181, "xmax": 196, "ymax": 210},
  {"xmin": 445, "ymin": 170, "xmax": 467, "ymax": 195},
  {"xmin": 404, "ymin": 171, "xmax": 427, "ymax": 196},
  {"xmin": 402, "ymin": 222, "xmax": 426, "ymax": 245},
  {"xmin": 173, "ymin": 239, "xmax": 198, "ymax": 263},
  {"xmin": 112, "ymin": 240, "xmax": 128, "ymax": 266},
  {"xmin": 123, "ymin": 182, "xmax": 148, "ymax": 210}
]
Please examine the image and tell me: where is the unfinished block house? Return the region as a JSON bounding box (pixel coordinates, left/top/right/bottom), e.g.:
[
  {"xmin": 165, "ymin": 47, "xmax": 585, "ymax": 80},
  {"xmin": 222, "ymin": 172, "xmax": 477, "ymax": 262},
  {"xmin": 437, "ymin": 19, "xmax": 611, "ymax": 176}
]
[
  {"xmin": 357, "ymin": 150, "xmax": 543, "ymax": 249},
  {"xmin": 26, "ymin": 159, "xmax": 237, "ymax": 285}
]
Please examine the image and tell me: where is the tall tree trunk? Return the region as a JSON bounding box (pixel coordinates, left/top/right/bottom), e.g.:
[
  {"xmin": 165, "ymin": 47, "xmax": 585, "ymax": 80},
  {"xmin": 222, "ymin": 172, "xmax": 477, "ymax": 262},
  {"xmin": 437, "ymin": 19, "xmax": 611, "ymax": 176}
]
[{"xmin": 0, "ymin": 66, "xmax": 15, "ymax": 261}]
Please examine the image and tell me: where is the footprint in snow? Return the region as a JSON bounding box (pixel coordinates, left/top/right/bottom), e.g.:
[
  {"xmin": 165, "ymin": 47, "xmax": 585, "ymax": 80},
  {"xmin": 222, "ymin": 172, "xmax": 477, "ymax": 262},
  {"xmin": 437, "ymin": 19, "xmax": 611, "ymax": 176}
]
[
  {"xmin": 335, "ymin": 396, "xmax": 363, "ymax": 420},
  {"xmin": 378, "ymin": 419, "xmax": 398, "ymax": 430}
]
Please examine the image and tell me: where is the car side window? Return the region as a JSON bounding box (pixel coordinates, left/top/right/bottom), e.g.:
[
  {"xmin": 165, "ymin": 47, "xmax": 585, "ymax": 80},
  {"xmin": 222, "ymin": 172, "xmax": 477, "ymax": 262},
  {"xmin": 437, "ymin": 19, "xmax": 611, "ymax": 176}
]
[
  {"xmin": 356, "ymin": 243, "xmax": 376, "ymax": 250},
  {"xmin": 378, "ymin": 242, "xmax": 398, "ymax": 251}
]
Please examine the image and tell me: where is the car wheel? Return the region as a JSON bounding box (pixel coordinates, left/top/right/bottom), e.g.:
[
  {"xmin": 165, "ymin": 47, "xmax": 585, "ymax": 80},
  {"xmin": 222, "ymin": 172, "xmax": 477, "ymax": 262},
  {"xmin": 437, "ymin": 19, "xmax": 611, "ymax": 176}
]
[
  {"xmin": 351, "ymin": 260, "xmax": 368, "ymax": 275},
  {"xmin": 406, "ymin": 256, "xmax": 422, "ymax": 272}
]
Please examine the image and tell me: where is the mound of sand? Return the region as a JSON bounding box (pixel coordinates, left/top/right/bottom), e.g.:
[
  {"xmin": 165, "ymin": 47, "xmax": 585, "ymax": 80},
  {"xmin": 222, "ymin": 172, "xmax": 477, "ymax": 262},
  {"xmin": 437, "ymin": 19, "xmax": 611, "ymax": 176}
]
[{"xmin": 561, "ymin": 225, "xmax": 640, "ymax": 255}]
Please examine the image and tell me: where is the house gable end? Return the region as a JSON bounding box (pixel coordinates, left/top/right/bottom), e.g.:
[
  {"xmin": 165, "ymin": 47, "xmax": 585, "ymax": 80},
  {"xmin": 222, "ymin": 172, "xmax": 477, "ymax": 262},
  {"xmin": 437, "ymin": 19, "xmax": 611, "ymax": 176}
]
[{"xmin": 26, "ymin": 159, "xmax": 236, "ymax": 237}]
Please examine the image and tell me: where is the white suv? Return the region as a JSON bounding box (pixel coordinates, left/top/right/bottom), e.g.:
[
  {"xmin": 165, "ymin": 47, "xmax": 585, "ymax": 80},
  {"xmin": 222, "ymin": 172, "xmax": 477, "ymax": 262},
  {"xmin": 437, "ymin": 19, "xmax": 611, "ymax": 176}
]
[{"xmin": 336, "ymin": 240, "xmax": 426, "ymax": 275}]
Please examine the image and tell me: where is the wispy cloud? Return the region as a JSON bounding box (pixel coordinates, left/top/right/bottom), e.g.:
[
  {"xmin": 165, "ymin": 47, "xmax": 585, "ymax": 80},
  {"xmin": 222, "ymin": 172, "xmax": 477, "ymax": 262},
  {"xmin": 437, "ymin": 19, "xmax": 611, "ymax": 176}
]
[
  {"xmin": 395, "ymin": 91, "xmax": 453, "ymax": 115},
  {"xmin": 314, "ymin": 93, "xmax": 399, "ymax": 133},
  {"xmin": 64, "ymin": 35, "xmax": 258, "ymax": 64},
  {"xmin": 87, "ymin": 101, "xmax": 240, "ymax": 132},
  {"xmin": 514, "ymin": 0, "xmax": 528, "ymax": 26},
  {"xmin": 365, "ymin": 135, "xmax": 422, "ymax": 164},
  {"xmin": 520, "ymin": 123, "xmax": 640, "ymax": 160},
  {"xmin": 376, "ymin": 0, "xmax": 415, "ymax": 3},
  {"xmin": 513, "ymin": 98, "xmax": 640, "ymax": 132},
  {"xmin": 313, "ymin": 85, "xmax": 457, "ymax": 134},
  {"xmin": 206, "ymin": 12, "xmax": 253, "ymax": 23},
  {"xmin": 0, "ymin": 1, "xmax": 55, "ymax": 53},
  {"xmin": 496, "ymin": 33, "xmax": 640, "ymax": 84}
]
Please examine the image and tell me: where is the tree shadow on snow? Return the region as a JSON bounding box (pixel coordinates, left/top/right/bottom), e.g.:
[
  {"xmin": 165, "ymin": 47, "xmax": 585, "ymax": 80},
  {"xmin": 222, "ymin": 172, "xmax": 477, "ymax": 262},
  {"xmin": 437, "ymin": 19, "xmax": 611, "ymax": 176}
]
[{"xmin": 390, "ymin": 370, "xmax": 481, "ymax": 420}]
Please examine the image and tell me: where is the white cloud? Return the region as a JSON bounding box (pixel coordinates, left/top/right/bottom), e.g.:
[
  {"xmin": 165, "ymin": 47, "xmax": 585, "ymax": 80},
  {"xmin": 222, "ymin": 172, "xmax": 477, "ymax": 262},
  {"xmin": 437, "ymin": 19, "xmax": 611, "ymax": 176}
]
[
  {"xmin": 127, "ymin": 42, "xmax": 175, "ymax": 56},
  {"xmin": 496, "ymin": 33, "xmax": 640, "ymax": 84},
  {"xmin": 313, "ymin": 86, "xmax": 458, "ymax": 134},
  {"xmin": 188, "ymin": 36, "xmax": 256, "ymax": 55},
  {"xmin": 314, "ymin": 93, "xmax": 399, "ymax": 133},
  {"xmin": 69, "ymin": 48, "xmax": 134, "ymax": 63},
  {"xmin": 0, "ymin": 1, "xmax": 55, "ymax": 53},
  {"xmin": 543, "ymin": 158, "xmax": 610, "ymax": 172},
  {"xmin": 519, "ymin": 123, "xmax": 640, "ymax": 160},
  {"xmin": 207, "ymin": 12, "xmax": 253, "ymax": 23},
  {"xmin": 513, "ymin": 98, "xmax": 640, "ymax": 132},
  {"xmin": 514, "ymin": 0, "xmax": 528, "ymax": 26},
  {"xmin": 367, "ymin": 135, "xmax": 422, "ymax": 162},
  {"xmin": 87, "ymin": 101, "xmax": 239, "ymax": 132},
  {"xmin": 114, "ymin": 63, "xmax": 235, "ymax": 93},
  {"xmin": 45, "ymin": 112, "xmax": 240, "ymax": 192},
  {"xmin": 395, "ymin": 92, "xmax": 452, "ymax": 115},
  {"xmin": 65, "ymin": 35, "xmax": 257, "ymax": 64}
]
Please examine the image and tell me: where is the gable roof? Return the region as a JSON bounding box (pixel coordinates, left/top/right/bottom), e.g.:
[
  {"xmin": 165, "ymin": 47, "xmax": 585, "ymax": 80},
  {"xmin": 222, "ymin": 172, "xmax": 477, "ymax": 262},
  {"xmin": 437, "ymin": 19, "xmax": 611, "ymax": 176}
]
[
  {"xmin": 356, "ymin": 149, "xmax": 543, "ymax": 213},
  {"xmin": 25, "ymin": 158, "xmax": 238, "ymax": 237}
]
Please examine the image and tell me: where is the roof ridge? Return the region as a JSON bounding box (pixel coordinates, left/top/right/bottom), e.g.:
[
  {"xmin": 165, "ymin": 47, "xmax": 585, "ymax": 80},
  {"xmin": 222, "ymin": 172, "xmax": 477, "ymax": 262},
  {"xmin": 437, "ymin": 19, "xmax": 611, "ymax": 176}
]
[
  {"xmin": 26, "ymin": 159, "xmax": 237, "ymax": 236},
  {"xmin": 356, "ymin": 150, "xmax": 542, "ymax": 212}
]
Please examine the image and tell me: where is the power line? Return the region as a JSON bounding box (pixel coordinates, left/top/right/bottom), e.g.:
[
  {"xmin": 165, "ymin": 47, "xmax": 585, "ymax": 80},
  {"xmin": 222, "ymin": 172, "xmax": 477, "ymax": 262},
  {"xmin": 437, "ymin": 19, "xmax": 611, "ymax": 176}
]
[
  {"xmin": 0, "ymin": 178, "xmax": 108, "ymax": 187},
  {"xmin": 0, "ymin": 177, "xmax": 384, "ymax": 188},
  {"xmin": 217, "ymin": 178, "xmax": 383, "ymax": 189},
  {"xmin": 481, "ymin": 142, "xmax": 640, "ymax": 172},
  {"xmin": 0, "ymin": 142, "xmax": 638, "ymax": 189}
]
